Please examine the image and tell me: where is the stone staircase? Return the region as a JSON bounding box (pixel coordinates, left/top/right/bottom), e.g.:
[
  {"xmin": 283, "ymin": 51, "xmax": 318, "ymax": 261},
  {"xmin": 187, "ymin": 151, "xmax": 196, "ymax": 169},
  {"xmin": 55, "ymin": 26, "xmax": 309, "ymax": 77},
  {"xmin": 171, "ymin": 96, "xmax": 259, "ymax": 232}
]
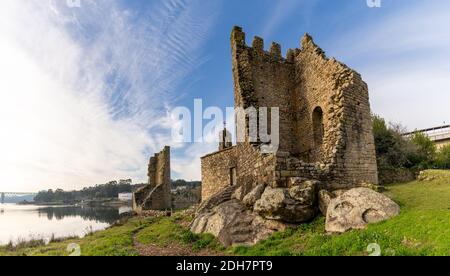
[
  {"xmin": 196, "ymin": 185, "xmax": 237, "ymax": 215},
  {"xmin": 225, "ymin": 215, "xmax": 255, "ymax": 245}
]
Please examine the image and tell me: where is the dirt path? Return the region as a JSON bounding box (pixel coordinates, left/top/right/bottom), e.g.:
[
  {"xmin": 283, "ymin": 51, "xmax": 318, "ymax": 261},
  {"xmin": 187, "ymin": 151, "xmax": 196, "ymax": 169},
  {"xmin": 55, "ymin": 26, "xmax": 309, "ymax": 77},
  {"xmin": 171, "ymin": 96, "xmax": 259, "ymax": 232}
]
[
  {"xmin": 134, "ymin": 242, "xmax": 224, "ymax": 256},
  {"xmin": 131, "ymin": 221, "xmax": 225, "ymax": 256}
]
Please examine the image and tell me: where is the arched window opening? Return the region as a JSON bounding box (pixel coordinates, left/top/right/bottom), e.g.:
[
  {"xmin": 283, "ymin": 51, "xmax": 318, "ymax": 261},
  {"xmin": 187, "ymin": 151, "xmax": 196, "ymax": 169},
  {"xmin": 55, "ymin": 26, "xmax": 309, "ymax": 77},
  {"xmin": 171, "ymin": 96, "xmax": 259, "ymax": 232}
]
[{"xmin": 312, "ymin": 106, "xmax": 324, "ymax": 146}]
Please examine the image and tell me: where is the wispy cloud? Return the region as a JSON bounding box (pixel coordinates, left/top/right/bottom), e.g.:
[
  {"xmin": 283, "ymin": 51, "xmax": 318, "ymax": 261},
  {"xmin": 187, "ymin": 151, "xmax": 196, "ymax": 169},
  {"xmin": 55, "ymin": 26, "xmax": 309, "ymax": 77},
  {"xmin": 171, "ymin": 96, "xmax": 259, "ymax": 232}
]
[
  {"xmin": 261, "ymin": 0, "xmax": 316, "ymax": 39},
  {"xmin": 330, "ymin": 1, "xmax": 450, "ymax": 130},
  {"xmin": 0, "ymin": 0, "xmax": 217, "ymax": 191}
]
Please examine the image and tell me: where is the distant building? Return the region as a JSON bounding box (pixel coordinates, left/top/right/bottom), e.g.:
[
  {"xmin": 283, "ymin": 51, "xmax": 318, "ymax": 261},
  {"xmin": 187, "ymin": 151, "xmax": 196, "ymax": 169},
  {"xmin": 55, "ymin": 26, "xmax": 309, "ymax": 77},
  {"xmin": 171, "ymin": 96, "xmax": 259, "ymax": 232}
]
[
  {"xmin": 404, "ymin": 125, "xmax": 450, "ymax": 150},
  {"xmin": 118, "ymin": 193, "xmax": 133, "ymax": 201}
]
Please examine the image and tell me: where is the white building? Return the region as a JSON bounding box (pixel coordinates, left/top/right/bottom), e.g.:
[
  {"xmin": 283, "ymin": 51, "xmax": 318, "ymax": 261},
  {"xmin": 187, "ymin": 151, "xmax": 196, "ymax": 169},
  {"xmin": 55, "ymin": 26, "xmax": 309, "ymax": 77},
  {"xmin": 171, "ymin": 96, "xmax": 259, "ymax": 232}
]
[{"xmin": 118, "ymin": 193, "xmax": 133, "ymax": 202}]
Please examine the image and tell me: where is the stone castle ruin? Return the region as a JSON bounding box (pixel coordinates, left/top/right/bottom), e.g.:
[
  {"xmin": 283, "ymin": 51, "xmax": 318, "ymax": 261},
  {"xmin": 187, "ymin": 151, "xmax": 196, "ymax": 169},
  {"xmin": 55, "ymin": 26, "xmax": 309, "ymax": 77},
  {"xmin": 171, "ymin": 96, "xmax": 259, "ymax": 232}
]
[
  {"xmin": 190, "ymin": 27, "xmax": 398, "ymax": 246},
  {"xmin": 201, "ymin": 26, "xmax": 378, "ymax": 200},
  {"xmin": 133, "ymin": 146, "xmax": 172, "ymax": 212}
]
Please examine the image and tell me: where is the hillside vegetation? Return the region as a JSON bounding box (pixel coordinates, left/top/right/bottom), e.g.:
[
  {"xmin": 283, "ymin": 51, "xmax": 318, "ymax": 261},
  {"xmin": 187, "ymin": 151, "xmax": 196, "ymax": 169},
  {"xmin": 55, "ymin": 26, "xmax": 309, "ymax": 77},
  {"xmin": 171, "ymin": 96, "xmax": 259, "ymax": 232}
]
[{"xmin": 1, "ymin": 170, "xmax": 449, "ymax": 256}]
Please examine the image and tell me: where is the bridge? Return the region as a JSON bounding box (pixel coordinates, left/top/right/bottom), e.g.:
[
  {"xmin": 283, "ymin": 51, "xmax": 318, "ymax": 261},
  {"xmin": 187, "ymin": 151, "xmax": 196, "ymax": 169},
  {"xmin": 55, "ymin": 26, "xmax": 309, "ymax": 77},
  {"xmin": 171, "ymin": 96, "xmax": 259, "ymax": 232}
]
[
  {"xmin": 0, "ymin": 192, "xmax": 37, "ymax": 204},
  {"xmin": 404, "ymin": 124, "xmax": 450, "ymax": 150}
]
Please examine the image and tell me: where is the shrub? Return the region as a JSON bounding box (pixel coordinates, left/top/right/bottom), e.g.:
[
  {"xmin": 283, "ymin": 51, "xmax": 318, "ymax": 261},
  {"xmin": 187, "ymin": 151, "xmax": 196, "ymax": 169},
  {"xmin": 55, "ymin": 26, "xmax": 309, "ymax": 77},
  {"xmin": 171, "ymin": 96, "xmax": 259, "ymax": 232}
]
[
  {"xmin": 181, "ymin": 231, "xmax": 199, "ymax": 244},
  {"xmin": 193, "ymin": 234, "xmax": 216, "ymax": 251},
  {"xmin": 373, "ymin": 115, "xmax": 412, "ymax": 169},
  {"xmin": 408, "ymin": 132, "xmax": 437, "ymax": 168},
  {"xmin": 436, "ymin": 144, "xmax": 450, "ymax": 169}
]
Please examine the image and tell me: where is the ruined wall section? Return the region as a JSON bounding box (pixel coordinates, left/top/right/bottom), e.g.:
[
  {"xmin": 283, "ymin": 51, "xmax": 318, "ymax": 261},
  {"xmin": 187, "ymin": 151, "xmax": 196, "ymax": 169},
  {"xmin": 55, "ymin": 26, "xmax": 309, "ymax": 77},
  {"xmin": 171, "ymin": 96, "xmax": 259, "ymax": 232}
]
[
  {"xmin": 231, "ymin": 27, "xmax": 296, "ymax": 152},
  {"xmin": 337, "ymin": 70, "xmax": 379, "ymax": 185},
  {"xmin": 201, "ymin": 147, "xmax": 237, "ymax": 200},
  {"xmin": 292, "ymin": 35, "xmax": 342, "ymax": 163},
  {"xmin": 235, "ymin": 143, "xmax": 277, "ymax": 193},
  {"xmin": 133, "ymin": 146, "xmax": 172, "ymax": 212},
  {"xmin": 148, "ymin": 146, "xmax": 172, "ymax": 207},
  {"xmin": 201, "ymin": 143, "xmax": 276, "ymax": 200},
  {"xmin": 292, "ymin": 35, "xmax": 378, "ymax": 187}
]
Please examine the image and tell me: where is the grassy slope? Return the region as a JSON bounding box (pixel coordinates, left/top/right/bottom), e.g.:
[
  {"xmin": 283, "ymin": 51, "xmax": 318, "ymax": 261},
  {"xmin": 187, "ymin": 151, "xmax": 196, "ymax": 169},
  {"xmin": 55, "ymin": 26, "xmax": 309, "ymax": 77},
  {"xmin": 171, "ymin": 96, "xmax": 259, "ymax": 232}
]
[
  {"xmin": 0, "ymin": 214, "xmax": 220, "ymax": 256},
  {"xmin": 1, "ymin": 170, "xmax": 449, "ymax": 256},
  {"xmin": 0, "ymin": 218, "xmax": 154, "ymax": 256},
  {"xmin": 234, "ymin": 170, "xmax": 450, "ymax": 256}
]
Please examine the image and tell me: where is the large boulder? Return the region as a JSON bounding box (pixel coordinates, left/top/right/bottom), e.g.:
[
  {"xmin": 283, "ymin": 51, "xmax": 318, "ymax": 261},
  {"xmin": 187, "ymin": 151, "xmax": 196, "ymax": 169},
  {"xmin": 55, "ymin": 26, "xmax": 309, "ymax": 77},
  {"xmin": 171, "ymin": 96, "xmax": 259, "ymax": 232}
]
[
  {"xmin": 190, "ymin": 200, "xmax": 286, "ymax": 247},
  {"xmin": 231, "ymin": 186, "xmax": 245, "ymax": 201},
  {"xmin": 253, "ymin": 186, "xmax": 316, "ymax": 223},
  {"xmin": 325, "ymin": 188, "xmax": 400, "ymax": 233},
  {"xmin": 318, "ymin": 189, "xmax": 348, "ymax": 216},
  {"xmin": 288, "ymin": 180, "xmax": 317, "ymax": 205},
  {"xmin": 242, "ymin": 184, "xmax": 266, "ymax": 208},
  {"xmin": 231, "ymin": 182, "xmax": 253, "ymax": 201}
]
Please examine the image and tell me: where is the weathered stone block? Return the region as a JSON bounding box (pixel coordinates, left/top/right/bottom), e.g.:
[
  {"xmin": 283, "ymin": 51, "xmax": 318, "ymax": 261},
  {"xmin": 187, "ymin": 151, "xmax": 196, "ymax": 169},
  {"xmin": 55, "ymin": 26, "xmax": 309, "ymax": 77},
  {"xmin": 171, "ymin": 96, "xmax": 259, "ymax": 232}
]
[
  {"xmin": 254, "ymin": 186, "xmax": 316, "ymax": 223},
  {"xmin": 288, "ymin": 180, "xmax": 318, "ymax": 206},
  {"xmin": 325, "ymin": 188, "xmax": 400, "ymax": 233},
  {"xmin": 242, "ymin": 183, "xmax": 266, "ymax": 208},
  {"xmin": 191, "ymin": 200, "xmax": 287, "ymax": 247}
]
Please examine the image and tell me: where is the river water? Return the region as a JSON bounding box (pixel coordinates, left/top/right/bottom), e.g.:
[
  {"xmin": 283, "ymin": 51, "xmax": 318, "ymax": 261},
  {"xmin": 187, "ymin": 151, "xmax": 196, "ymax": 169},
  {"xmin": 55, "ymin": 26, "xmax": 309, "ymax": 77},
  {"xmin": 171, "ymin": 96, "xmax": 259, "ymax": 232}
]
[{"xmin": 0, "ymin": 203, "xmax": 132, "ymax": 245}]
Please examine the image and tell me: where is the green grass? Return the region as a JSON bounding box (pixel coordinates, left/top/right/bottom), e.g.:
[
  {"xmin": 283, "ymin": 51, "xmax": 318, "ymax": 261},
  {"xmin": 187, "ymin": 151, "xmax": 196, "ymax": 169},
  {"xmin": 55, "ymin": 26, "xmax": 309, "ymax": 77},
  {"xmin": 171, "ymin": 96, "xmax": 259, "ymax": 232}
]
[
  {"xmin": 0, "ymin": 214, "xmax": 221, "ymax": 256},
  {"xmin": 135, "ymin": 213, "xmax": 223, "ymax": 252},
  {"xmin": 0, "ymin": 218, "xmax": 155, "ymax": 256},
  {"xmin": 135, "ymin": 217, "xmax": 186, "ymax": 246},
  {"xmin": 232, "ymin": 170, "xmax": 450, "ymax": 256},
  {"xmin": 1, "ymin": 170, "xmax": 449, "ymax": 256}
]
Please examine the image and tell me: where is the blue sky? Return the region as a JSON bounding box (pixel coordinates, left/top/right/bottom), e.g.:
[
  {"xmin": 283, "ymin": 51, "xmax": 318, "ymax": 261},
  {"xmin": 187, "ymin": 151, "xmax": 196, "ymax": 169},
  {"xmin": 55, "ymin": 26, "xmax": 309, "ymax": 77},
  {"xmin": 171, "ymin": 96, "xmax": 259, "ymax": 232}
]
[{"xmin": 1, "ymin": 0, "xmax": 450, "ymax": 191}]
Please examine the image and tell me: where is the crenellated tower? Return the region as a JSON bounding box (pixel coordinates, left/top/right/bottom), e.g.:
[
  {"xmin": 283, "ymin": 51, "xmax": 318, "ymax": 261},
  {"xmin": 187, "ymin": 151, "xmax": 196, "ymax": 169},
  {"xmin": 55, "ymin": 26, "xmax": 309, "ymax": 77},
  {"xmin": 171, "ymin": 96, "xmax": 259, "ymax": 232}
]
[{"xmin": 230, "ymin": 26, "xmax": 378, "ymax": 187}]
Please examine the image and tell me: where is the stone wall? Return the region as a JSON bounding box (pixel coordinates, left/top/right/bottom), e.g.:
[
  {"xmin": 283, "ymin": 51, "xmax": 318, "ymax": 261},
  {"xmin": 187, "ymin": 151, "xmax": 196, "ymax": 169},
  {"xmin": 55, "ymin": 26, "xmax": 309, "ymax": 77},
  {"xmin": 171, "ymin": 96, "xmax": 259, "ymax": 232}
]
[
  {"xmin": 201, "ymin": 147, "xmax": 237, "ymax": 200},
  {"xmin": 133, "ymin": 146, "xmax": 172, "ymax": 212},
  {"xmin": 201, "ymin": 143, "xmax": 276, "ymax": 200},
  {"xmin": 231, "ymin": 30, "xmax": 296, "ymax": 152},
  {"xmin": 293, "ymin": 34, "xmax": 378, "ymax": 188}
]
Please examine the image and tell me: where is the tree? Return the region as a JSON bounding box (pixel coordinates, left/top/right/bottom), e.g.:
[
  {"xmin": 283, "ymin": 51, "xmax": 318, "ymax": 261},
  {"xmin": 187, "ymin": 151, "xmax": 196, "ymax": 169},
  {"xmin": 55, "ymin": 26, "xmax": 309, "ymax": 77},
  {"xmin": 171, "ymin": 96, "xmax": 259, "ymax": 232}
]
[
  {"xmin": 372, "ymin": 114, "xmax": 433, "ymax": 170},
  {"xmin": 372, "ymin": 115, "xmax": 410, "ymax": 168},
  {"xmin": 436, "ymin": 144, "xmax": 450, "ymax": 169},
  {"xmin": 409, "ymin": 132, "xmax": 437, "ymax": 168}
]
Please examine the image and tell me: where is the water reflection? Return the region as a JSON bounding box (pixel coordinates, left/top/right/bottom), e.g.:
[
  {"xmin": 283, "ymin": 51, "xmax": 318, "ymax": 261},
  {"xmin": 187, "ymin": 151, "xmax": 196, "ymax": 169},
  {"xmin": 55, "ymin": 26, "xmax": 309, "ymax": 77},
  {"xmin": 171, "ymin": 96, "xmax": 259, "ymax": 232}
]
[
  {"xmin": 0, "ymin": 204, "xmax": 132, "ymax": 245},
  {"xmin": 36, "ymin": 206, "xmax": 123, "ymax": 224}
]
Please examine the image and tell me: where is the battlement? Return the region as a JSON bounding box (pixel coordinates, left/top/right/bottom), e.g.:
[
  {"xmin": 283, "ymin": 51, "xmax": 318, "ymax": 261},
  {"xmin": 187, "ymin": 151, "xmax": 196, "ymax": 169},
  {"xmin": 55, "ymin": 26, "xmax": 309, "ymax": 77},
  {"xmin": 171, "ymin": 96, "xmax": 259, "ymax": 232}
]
[
  {"xmin": 231, "ymin": 26, "xmax": 290, "ymax": 61},
  {"xmin": 231, "ymin": 26, "xmax": 325, "ymax": 63}
]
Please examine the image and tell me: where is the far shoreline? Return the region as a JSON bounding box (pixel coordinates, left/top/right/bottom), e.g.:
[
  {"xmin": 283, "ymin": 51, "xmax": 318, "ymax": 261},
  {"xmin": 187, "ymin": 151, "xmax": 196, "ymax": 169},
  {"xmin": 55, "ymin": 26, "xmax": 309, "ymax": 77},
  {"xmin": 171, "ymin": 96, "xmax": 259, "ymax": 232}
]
[{"xmin": 14, "ymin": 199, "xmax": 132, "ymax": 208}]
